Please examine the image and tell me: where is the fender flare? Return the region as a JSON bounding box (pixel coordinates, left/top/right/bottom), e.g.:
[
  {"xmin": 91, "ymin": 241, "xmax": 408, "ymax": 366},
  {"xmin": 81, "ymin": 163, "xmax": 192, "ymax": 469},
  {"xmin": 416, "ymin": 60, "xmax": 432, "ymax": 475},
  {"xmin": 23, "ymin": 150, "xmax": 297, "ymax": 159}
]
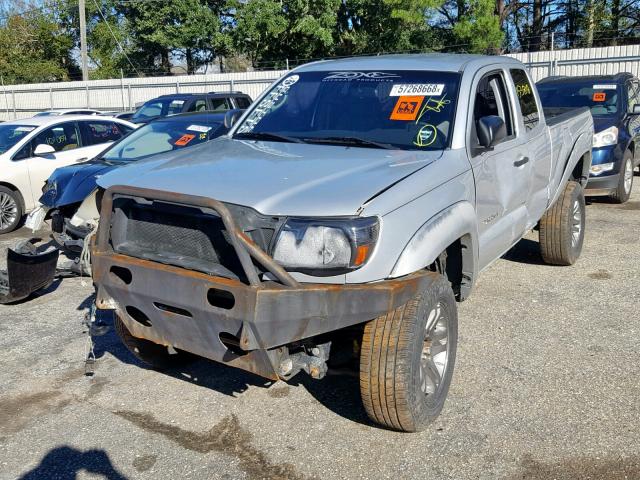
[{"xmin": 390, "ymin": 201, "xmax": 478, "ymax": 299}]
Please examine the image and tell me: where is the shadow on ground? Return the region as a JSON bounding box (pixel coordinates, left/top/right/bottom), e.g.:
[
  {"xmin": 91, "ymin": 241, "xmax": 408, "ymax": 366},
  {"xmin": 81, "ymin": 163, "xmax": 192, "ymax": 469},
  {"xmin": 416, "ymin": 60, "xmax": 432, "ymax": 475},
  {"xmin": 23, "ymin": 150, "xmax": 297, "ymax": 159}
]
[{"xmin": 19, "ymin": 446, "xmax": 128, "ymax": 480}]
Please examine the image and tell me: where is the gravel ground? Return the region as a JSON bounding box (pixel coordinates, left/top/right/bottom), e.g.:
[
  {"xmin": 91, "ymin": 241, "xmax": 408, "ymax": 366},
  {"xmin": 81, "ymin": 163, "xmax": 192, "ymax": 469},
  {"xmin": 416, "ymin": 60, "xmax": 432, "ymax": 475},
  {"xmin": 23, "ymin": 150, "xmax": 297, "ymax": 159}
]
[{"xmin": 0, "ymin": 184, "xmax": 639, "ymax": 480}]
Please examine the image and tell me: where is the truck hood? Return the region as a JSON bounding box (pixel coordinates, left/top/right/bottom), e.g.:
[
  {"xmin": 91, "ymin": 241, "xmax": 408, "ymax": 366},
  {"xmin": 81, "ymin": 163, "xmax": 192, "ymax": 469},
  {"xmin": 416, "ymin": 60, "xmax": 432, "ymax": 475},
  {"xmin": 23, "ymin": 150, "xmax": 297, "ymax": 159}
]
[
  {"xmin": 40, "ymin": 160, "xmax": 116, "ymax": 208},
  {"xmin": 96, "ymin": 137, "xmax": 442, "ymax": 216}
]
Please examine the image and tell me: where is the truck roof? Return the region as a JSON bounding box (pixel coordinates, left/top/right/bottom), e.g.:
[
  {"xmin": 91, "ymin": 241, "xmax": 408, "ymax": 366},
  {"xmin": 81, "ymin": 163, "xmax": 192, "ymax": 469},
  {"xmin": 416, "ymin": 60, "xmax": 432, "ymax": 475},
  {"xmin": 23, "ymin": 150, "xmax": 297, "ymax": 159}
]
[{"xmin": 294, "ymin": 53, "xmax": 524, "ymax": 73}]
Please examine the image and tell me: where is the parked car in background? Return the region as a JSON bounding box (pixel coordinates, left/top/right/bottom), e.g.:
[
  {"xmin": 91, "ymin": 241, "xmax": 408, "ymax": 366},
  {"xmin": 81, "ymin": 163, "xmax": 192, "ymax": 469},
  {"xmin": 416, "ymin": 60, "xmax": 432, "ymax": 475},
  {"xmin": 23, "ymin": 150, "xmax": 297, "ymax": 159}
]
[
  {"xmin": 538, "ymin": 73, "xmax": 640, "ymax": 202},
  {"xmin": 0, "ymin": 115, "xmax": 136, "ymax": 233},
  {"xmin": 92, "ymin": 54, "xmax": 593, "ymax": 432},
  {"xmin": 34, "ymin": 109, "xmax": 105, "ymax": 117},
  {"xmin": 37, "ymin": 111, "xmax": 241, "ymax": 251},
  {"xmin": 111, "ymin": 111, "xmax": 137, "ymax": 121},
  {"xmin": 129, "ymin": 92, "xmax": 252, "ymax": 125}
]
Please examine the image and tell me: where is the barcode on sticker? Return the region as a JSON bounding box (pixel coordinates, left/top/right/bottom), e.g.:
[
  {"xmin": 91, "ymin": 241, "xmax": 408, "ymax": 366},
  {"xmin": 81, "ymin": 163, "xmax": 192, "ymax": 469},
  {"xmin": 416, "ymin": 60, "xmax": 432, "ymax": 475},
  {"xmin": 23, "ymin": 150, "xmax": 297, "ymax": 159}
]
[
  {"xmin": 187, "ymin": 124, "xmax": 212, "ymax": 133},
  {"xmin": 390, "ymin": 84, "xmax": 445, "ymax": 96},
  {"xmin": 593, "ymin": 84, "xmax": 617, "ymax": 90}
]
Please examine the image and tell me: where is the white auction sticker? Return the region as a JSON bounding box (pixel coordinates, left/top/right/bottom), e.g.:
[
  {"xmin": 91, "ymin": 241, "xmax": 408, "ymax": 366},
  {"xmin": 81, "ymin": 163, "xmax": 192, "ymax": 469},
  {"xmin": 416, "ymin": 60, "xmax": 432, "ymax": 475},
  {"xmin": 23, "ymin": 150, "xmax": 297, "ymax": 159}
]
[
  {"xmin": 390, "ymin": 84, "xmax": 445, "ymax": 96},
  {"xmin": 593, "ymin": 84, "xmax": 617, "ymax": 90},
  {"xmin": 187, "ymin": 124, "xmax": 212, "ymax": 133}
]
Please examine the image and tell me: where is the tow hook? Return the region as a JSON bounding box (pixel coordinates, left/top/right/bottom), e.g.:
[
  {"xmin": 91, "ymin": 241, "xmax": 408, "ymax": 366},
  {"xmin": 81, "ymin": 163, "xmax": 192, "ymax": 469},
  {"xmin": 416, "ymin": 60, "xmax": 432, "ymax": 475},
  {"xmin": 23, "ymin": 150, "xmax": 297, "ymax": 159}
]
[{"xmin": 278, "ymin": 342, "xmax": 331, "ymax": 380}]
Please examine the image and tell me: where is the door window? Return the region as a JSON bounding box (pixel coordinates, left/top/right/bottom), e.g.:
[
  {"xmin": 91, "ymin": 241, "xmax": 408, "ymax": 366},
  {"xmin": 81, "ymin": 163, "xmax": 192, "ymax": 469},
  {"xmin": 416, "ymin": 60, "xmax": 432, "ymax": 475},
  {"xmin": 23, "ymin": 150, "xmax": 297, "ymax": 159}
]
[
  {"xmin": 209, "ymin": 97, "xmax": 231, "ymax": 111},
  {"xmin": 235, "ymin": 96, "xmax": 251, "ymax": 109},
  {"xmin": 80, "ymin": 121, "xmax": 127, "ymax": 146},
  {"xmin": 471, "ymin": 72, "xmax": 514, "ymax": 152},
  {"xmin": 627, "ymin": 81, "xmax": 640, "ymax": 111},
  {"xmin": 188, "ymin": 98, "xmax": 208, "ymax": 112},
  {"xmin": 510, "ymin": 69, "xmax": 539, "ymax": 131},
  {"xmin": 31, "ymin": 123, "xmax": 80, "ymax": 152}
]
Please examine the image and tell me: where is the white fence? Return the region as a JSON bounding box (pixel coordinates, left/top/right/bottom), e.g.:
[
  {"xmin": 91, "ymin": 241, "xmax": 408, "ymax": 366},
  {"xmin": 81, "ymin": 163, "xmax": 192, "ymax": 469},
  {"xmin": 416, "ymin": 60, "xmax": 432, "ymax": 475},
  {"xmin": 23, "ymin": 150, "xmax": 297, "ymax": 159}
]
[{"xmin": 1, "ymin": 44, "xmax": 639, "ymax": 121}]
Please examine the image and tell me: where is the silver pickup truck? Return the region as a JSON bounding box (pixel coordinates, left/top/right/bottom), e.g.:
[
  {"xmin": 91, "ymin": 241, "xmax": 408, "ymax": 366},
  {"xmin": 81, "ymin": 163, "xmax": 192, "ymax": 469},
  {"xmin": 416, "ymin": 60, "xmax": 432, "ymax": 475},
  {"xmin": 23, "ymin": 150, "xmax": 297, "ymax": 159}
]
[{"xmin": 91, "ymin": 54, "xmax": 593, "ymax": 432}]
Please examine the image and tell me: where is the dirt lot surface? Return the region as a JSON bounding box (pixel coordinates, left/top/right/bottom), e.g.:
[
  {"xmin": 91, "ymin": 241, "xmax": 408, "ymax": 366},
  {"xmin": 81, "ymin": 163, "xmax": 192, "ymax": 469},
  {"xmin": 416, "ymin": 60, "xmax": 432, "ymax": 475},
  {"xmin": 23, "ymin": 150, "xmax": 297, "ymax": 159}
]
[{"xmin": 1, "ymin": 186, "xmax": 639, "ymax": 480}]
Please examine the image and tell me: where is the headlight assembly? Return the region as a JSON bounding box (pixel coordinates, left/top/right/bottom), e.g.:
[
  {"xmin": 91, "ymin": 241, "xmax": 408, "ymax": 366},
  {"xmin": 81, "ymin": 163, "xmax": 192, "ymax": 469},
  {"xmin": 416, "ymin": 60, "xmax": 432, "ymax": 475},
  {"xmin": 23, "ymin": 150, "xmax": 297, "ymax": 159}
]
[
  {"xmin": 272, "ymin": 216, "xmax": 379, "ymax": 275},
  {"xmin": 593, "ymin": 126, "xmax": 618, "ymax": 148}
]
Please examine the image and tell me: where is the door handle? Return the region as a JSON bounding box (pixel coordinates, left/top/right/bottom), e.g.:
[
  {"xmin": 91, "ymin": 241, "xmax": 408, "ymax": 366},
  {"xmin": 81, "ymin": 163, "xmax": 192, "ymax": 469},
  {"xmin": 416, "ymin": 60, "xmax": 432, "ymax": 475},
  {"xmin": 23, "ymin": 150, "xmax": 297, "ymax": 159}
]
[{"xmin": 514, "ymin": 156, "xmax": 529, "ymax": 167}]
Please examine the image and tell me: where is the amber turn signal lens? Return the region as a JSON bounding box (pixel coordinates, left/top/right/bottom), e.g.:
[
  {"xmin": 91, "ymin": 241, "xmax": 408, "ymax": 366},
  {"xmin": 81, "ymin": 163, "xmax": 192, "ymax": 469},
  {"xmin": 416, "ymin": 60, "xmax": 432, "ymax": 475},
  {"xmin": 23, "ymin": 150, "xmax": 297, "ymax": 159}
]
[{"xmin": 353, "ymin": 245, "xmax": 371, "ymax": 266}]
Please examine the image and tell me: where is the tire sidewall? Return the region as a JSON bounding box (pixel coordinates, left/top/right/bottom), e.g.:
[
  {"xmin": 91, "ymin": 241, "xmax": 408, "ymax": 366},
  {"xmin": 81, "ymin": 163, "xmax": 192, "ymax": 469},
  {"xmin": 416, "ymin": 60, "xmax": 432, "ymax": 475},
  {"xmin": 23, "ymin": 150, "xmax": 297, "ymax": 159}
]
[
  {"xmin": 565, "ymin": 182, "xmax": 586, "ymax": 265},
  {"xmin": 0, "ymin": 187, "xmax": 22, "ymax": 234},
  {"xmin": 616, "ymin": 152, "xmax": 633, "ymax": 202},
  {"xmin": 406, "ymin": 276, "xmax": 458, "ymax": 429}
]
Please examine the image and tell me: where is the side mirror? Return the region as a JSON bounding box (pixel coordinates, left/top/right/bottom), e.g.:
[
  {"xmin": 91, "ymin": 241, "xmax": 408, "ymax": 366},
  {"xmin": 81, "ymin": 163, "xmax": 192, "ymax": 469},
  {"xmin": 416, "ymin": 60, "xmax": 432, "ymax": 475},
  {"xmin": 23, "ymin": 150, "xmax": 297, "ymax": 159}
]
[
  {"xmin": 223, "ymin": 109, "xmax": 246, "ymax": 130},
  {"xmin": 630, "ymin": 104, "xmax": 640, "ymax": 115},
  {"xmin": 477, "ymin": 115, "xmax": 507, "ymax": 148},
  {"xmin": 33, "ymin": 144, "xmax": 56, "ymax": 156}
]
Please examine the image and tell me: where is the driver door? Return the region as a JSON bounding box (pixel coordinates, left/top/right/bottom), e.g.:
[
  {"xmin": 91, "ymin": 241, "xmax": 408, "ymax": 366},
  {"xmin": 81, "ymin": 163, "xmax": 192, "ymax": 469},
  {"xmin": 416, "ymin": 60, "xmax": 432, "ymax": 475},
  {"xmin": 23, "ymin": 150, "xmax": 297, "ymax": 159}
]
[{"xmin": 467, "ymin": 69, "xmax": 532, "ymax": 269}]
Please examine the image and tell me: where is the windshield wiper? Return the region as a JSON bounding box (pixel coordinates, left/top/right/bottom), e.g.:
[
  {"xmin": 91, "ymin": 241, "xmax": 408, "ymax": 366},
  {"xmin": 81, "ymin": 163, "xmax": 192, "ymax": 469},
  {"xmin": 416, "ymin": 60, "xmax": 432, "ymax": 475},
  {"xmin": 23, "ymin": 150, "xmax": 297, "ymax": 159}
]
[
  {"xmin": 233, "ymin": 131, "xmax": 304, "ymax": 143},
  {"xmin": 302, "ymin": 136, "xmax": 394, "ymax": 150}
]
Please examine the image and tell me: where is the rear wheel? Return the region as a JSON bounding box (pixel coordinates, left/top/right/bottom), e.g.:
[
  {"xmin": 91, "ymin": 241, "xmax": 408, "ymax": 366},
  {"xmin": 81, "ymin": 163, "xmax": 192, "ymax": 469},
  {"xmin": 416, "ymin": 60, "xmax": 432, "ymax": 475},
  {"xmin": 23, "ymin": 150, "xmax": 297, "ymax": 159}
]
[
  {"xmin": 539, "ymin": 180, "xmax": 585, "ymax": 266},
  {"xmin": 359, "ymin": 274, "xmax": 458, "ymax": 432},
  {"xmin": 0, "ymin": 187, "xmax": 22, "ymax": 234},
  {"xmin": 114, "ymin": 314, "xmax": 193, "ymax": 369},
  {"xmin": 611, "ymin": 150, "xmax": 634, "ymax": 203}
]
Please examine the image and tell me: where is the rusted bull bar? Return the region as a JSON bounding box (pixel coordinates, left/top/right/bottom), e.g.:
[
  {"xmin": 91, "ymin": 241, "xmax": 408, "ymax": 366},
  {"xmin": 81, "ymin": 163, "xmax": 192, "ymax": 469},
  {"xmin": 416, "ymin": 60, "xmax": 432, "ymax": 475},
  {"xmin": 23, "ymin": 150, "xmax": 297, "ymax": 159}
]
[{"xmin": 92, "ymin": 185, "xmax": 438, "ymax": 379}]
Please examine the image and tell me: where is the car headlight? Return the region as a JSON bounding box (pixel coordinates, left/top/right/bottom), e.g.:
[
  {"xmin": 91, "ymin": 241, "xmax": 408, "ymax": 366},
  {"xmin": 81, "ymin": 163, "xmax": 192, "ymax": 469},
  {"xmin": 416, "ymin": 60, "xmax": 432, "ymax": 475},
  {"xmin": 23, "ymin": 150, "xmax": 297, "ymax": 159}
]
[
  {"xmin": 593, "ymin": 126, "xmax": 618, "ymax": 148},
  {"xmin": 272, "ymin": 217, "xmax": 379, "ymax": 275},
  {"xmin": 590, "ymin": 162, "xmax": 615, "ymax": 175}
]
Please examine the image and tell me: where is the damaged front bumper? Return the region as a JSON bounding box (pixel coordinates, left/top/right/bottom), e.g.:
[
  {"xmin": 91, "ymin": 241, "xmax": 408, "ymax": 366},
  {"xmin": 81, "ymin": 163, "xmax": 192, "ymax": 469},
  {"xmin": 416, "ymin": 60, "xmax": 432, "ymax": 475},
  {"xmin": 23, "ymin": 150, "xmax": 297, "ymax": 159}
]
[
  {"xmin": 0, "ymin": 243, "xmax": 59, "ymax": 304},
  {"xmin": 92, "ymin": 186, "xmax": 438, "ymax": 380}
]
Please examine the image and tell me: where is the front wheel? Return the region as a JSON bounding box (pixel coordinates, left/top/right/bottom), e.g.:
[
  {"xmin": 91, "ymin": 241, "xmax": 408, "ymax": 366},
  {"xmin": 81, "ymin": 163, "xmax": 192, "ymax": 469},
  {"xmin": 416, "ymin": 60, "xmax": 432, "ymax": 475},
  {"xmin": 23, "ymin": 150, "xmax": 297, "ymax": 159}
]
[
  {"xmin": 0, "ymin": 186, "xmax": 22, "ymax": 234},
  {"xmin": 611, "ymin": 150, "xmax": 634, "ymax": 203},
  {"xmin": 359, "ymin": 274, "xmax": 458, "ymax": 432},
  {"xmin": 539, "ymin": 180, "xmax": 585, "ymax": 266}
]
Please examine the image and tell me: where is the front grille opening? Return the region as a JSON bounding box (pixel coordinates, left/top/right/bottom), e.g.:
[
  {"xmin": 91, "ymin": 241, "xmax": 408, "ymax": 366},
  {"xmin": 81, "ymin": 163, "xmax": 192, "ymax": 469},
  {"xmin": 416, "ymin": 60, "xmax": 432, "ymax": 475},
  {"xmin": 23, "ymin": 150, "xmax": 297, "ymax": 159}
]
[
  {"xmin": 110, "ymin": 198, "xmax": 247, "ymax": 282},
  {"xmin": 207, "ymin": 288, "xmax": 235, "ymax": 310},
  {"xmin": 219, "ymin": 332, "xmax": 247, "ymax": 356},
  {"xmin": 153, "ymin": 302, "xmax": 192, "ymax": 318},
  {"xmin": 125, "ymin": 306, "xmax": 152, "ymax": 327},
  {"xmin": 109, "ymin": 266, "xmax": 132, "ymax": 285}
]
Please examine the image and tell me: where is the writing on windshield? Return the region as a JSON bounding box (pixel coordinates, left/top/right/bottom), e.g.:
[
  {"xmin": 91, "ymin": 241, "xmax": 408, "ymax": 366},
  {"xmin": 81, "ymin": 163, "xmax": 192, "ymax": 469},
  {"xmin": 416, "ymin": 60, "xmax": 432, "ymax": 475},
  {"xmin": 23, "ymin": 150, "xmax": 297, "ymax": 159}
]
[{"xmin": 235, "ymin": 70, "xmax": 461, "ymax": 151}]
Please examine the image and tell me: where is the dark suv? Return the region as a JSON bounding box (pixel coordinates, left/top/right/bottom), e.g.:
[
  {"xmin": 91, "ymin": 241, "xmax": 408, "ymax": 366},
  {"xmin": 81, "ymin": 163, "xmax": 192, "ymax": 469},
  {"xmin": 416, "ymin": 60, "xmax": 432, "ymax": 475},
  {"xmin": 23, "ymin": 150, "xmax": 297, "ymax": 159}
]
[
  {"xmin": 537, "ymin": 73, "xmax": 640, "ymax": 203},
  {"xmin": 131, "ymin": 91, "xmax": 252, "ymax": 125}
]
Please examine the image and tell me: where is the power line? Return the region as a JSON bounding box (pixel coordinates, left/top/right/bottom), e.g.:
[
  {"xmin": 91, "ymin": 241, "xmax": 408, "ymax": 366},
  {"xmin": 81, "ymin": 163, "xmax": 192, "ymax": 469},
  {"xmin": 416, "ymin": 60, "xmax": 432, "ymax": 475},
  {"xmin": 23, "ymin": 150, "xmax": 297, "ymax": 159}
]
[{"xmin": 91, "ymin": 0, "xmax": 140, "ymax": 76}]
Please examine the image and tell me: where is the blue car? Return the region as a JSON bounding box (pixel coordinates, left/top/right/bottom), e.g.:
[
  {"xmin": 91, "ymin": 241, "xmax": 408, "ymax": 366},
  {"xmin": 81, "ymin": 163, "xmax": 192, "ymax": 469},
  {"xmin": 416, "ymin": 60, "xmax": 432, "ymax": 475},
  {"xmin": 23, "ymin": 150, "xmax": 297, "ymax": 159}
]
[
  {"xmin": 39, "ymin": 111, "xmax": 237, "ymax": 249},
  {"xmin": 538, "ymin": 73, "xmax": 640, "ymax": 203}
]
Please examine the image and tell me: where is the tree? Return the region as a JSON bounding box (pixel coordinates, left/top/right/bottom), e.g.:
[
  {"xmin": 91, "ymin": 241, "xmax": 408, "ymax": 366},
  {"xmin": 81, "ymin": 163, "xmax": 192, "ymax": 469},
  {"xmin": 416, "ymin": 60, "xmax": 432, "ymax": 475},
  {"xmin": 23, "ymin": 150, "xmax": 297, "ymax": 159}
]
[{"xmin": 0, "ymin": 8, "xmax": 77, "ymax": 83}]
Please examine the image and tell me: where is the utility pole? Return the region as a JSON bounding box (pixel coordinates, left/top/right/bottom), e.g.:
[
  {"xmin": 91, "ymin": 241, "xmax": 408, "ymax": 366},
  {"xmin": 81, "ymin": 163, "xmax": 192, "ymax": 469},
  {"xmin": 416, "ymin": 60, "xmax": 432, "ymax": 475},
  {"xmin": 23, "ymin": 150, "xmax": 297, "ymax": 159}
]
[{"xmin": 79, "ymin": 0, "xmax": 89, "ymax": 81}]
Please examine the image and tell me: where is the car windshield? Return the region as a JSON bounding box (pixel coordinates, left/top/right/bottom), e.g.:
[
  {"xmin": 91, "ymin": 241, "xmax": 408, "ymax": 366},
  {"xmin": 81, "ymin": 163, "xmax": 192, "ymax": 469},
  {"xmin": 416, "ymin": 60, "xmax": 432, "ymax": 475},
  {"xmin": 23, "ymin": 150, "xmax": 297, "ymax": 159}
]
[
  {"xmin": 101, "ymin": 117, "xmax": 224, "ymax": 163},
  {"xmin": 131, "ymin": 98, "xmax": 187, "ymax": 122},
  {"xmin": 34, "ymin": 112, "xmax": 59, "ymax": 117},
  {"xmin": 235, "ymin": 70, "xmax": 461, "ymax": 150},
  {"xmin": 0, "ymin": 124, "xmax": 36, "ymax": 154},
  {"xmin": 537, "ymin": 81, "xmax": 620, "ymax": 116}
]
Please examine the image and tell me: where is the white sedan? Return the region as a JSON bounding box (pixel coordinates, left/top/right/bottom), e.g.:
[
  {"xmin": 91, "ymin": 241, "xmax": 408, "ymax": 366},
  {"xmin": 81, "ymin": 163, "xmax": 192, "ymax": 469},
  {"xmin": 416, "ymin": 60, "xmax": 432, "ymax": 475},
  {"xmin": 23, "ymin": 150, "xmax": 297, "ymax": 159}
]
[{"xmin": 0, "ymin": 115, "xmax": 136, "ymax": 233}]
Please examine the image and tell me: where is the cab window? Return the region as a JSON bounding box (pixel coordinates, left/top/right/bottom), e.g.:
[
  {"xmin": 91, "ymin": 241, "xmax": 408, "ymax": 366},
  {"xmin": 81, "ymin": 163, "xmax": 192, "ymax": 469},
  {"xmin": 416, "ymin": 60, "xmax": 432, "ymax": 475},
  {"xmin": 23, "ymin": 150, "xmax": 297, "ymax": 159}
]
[
  {"xmin": 510, "ymin": 69, "xmax": 540, "ymax": 131},
  {"xmin": 471, "ymin": 72, "xmax": 514, "ymax": 152},
  {"xmin": 235, "ymin": 96, "xmax": 251, "ymax": 109},
  {"xmin": 80, "ymin": 121, "xmax": 127, "ymax": 146},
  {"xmin": 31, "ymin": 122, "xmax": 80, "ymax": 152},
  {"xmin": 627, "ymin": 81, "xmax": 640, "ymax": 112}
]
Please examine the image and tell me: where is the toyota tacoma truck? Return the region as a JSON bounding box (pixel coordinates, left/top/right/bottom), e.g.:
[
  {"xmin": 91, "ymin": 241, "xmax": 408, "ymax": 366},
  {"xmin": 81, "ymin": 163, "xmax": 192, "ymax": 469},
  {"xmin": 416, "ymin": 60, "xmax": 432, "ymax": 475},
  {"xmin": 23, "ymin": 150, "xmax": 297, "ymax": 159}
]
[{"xmin": 91, "ymin": 54, "xmax": 593, "ymax": 432}]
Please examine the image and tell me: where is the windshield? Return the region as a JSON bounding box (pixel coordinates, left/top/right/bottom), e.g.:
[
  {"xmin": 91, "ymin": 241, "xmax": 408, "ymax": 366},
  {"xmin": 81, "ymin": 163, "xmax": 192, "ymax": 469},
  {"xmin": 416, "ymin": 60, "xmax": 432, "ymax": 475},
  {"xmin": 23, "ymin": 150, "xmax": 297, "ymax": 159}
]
[
  {"xmin": 537, "ymin": 81, "xmax": 620, "ymax": 116},
  {"xmin": 0, "ymin": 124, "xmax": 36, "ymax": 154},
  {"xmin": 131, "ymin": 98, "xmax": 186, "ymax": 122},
  {"xmin": 34, "ymin": 112, "xmax": 59, "ymax": 117},
  {"xmin": 235, "ymin": 70, "xmax": 461, "ymax": 150},
  {"xmin": 101, "ymin": 117, "xmax": 224, "ymax": 162}
]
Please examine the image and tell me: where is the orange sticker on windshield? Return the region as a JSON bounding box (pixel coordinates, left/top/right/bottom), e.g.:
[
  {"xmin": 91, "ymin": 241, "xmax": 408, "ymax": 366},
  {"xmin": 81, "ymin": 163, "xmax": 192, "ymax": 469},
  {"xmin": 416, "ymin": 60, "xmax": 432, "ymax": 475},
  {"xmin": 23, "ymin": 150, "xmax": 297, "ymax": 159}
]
[
  {"xmin": 175, "ymin": 134, "xmax": 195, "ymax": 146},
  {"xmin": 593, "ymin": 92, "xmax": 606, "ymax": 102},
  {"xmin": 390, "ymin": 96, "xmax": 424, "ymax": 121}
]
